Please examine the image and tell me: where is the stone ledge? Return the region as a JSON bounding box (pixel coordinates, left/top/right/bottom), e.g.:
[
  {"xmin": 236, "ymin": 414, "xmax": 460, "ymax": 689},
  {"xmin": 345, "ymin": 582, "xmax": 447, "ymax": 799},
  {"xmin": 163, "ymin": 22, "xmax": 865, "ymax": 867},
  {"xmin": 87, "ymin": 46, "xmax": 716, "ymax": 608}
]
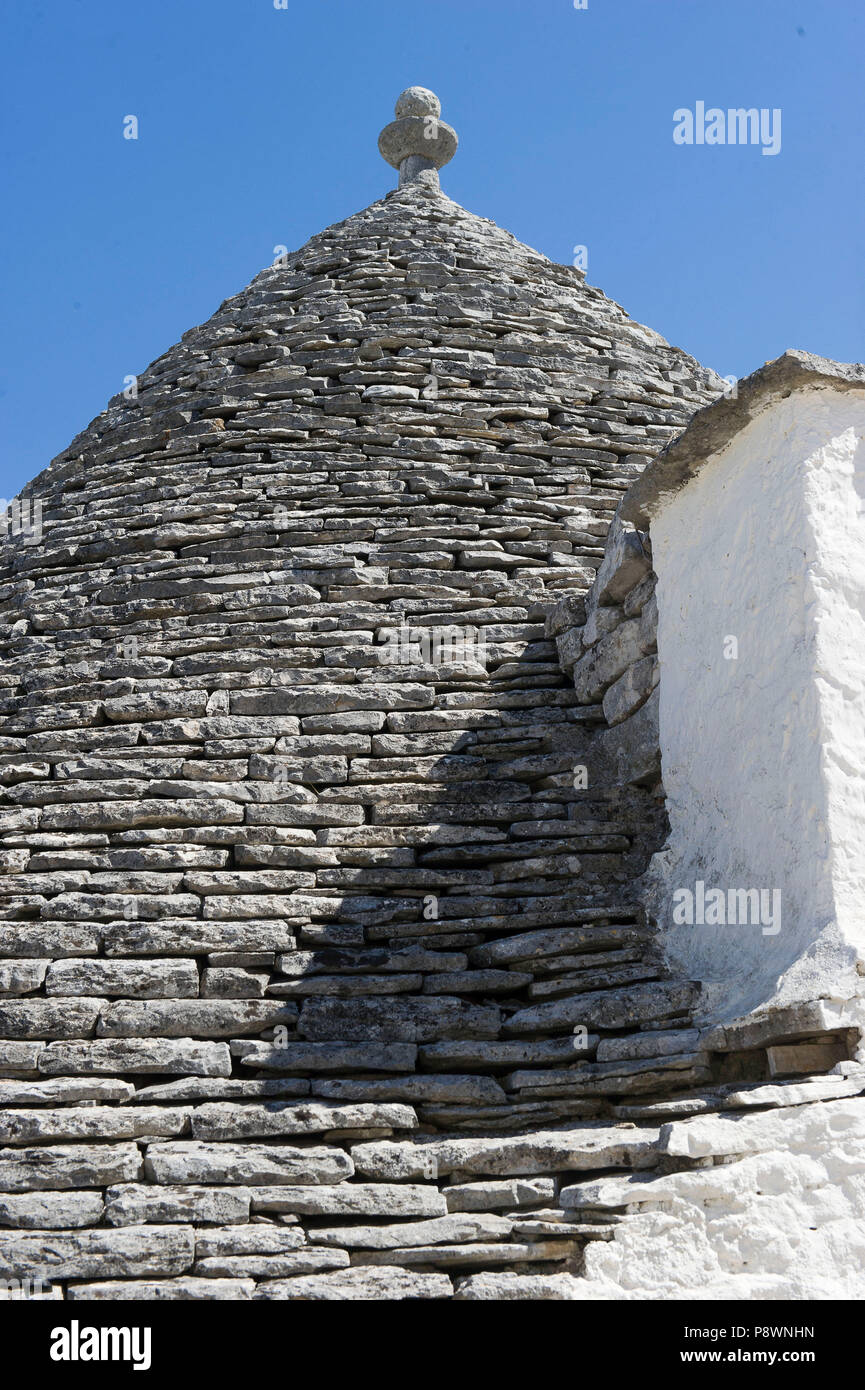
[{"xmin": 620, "ymin": 350, "xmax": 865, "ymax": 529}]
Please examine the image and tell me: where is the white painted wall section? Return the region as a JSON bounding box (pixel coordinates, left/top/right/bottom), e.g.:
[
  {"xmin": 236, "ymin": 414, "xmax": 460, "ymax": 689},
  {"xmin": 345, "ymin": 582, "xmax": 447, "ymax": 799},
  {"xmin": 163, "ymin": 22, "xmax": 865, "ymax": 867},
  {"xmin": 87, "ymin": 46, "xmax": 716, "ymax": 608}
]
[{"xmin": 647, "ymin": 388, "xmax": 865, "ymax": 1022}]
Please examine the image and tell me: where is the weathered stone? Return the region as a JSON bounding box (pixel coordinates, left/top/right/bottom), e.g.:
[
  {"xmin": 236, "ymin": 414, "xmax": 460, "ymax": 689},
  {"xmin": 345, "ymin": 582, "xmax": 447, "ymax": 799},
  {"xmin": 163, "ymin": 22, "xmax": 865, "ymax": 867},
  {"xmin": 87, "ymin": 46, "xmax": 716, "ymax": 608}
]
[
  {"xmin": 469, "ymin": 926, "xmax": 644, "ymax": 969},
  {"xmin": 311, "ymin": 1075, "xmax": 506, "ymax": 1105},
  {"xmin": 596, "ymin": 1029, "xmax": 701, "ymax": 1062},
  {"xmin": 314, "ymin": 1213, "xmax": 513, "ymax": 1249},
  {"xmin": 0, "ymin": 90, "xmax": 733, "ymax": 1300},
  {"xmin": 419, "ymin": 1039, "xmax": 596, "ymax": 1070},
  {"xmin": 194, "ymin": 1249, "xmax": 349, "ymax": 1278},
  {"xmin": 0, "ymin": 1077, "xmax": 133, "ymax": 1105},
  {"xmin": 194, "ymin": 1224, "xmax": 306, "ymax": 1257},
  {"xmin": 454, "ymin": 1271, "xmax": 582, "ymax": 1299},
  {"xmin": 201, "ymin": 967, "xmax": 269, "ymax": 999},
  {"xmin": 103, "ymin": 921, "xmax": 297, "ymax": 955},
  {"xmin": 68, "ymin": 1278, "xmax": 255, "ymax": 1301},
  {"xmin": 0, "ymin": 1226, "xmax": 195, "ymax": 1280},
  {"xmin": 0, "ymin": 1143, "xmax": 143, "ymax": 1191},
  {"xmin": 592, "ymin": 517, "xmax": 652, "ymax": 606},
  {"xmin": 45, "ymin": 958, "xmax": 199, "ymax": 998},
  {"xmin": 0, "ymin": 1042, "xmax": 44, "ymax": 1078},
  {"xmin": 253, "ymin": 1267, "xmax": 452, "ymax": 1300},
  {"xmin": 299, "ymin": 997, "xmax": 500, "ymax": 1042},
  {"xmin": 591, "ymin": 686, "xmax": 660, "ymax": 786},
  {"xmin": 0, "ymin": 960, "xmax": 49, "ymax": 995},
  {"xmin": 38, "ymin": 1040, "xmax": 232, "ymax": 1076},
  {"xmin": 0, "ymin": 1106, "xmax": 190, "ymax": 1146},
  {"xmin": 235, "ymin": 1041, "xmax": 418, "ymax": 1073},
  {"xmin": 766, "ymin": 1041, "xmax": 849, "ymax": 1078},
  {"xmin": 0, "ymin": 924, "xmax": 100, "ymax": 958},
  {"xmin": 105, "ymin": 1184, "xmax": 251, "ymax": 1227},
  {"xmin": 352, "ymin": 1122, "xmax": 660, "ymax": 1181},
  {"xmin": 601, "ymin": 655, "xmax": 658, "ymax": 727},
  {"xmin": 444, "ymin": 1179, "xmax": 556, "ymax": 1212},
  {"xmin": 0, "ymin": 1191, "xmax": 105, "ymax": 1228},
  {"xmin": 249, "ymin": 1183, "xmax": 446, "ymax": 1218},
  {"xmin": 96, "ymin": 1000, "xmax": 297, "ymax": 1039},
  {"xmin": 190, "ymin": 1101, "xmax": 417, "ymax": 1141},
  {"xmin": 571, "ymin": 600, "xmax": 656, "ymax": 704},
  {"xmin": 0, "ymin": 999, "xmax": 103, "ymax": 1040},
  {"xmin": 144, "ymin": 1142, "xmax": 354, "ymax": 1186},
  {"xmin": 352, "ymin": 1241, "xmax": 575, "ymax": 1268},
  {"xmin": 504, "ymin": 980, "xmax": 699, "ymax": 1037}
]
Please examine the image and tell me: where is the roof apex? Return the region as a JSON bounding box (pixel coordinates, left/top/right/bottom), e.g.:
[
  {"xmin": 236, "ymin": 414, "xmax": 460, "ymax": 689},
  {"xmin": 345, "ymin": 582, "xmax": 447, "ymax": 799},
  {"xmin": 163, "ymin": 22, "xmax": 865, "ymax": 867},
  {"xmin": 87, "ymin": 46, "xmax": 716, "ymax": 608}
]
[{"xmin": 378, "ymin": 87, "xmax": 458, "ymax": 191}]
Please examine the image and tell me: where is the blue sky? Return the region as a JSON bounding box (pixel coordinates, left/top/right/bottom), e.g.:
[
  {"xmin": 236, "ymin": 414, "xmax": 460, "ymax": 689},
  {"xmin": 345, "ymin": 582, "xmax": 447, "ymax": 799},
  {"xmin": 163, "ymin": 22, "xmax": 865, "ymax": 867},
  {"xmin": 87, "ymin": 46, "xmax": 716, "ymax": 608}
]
[{"xmin": 1, "ymin": 0, "xmax": 862, "ymax": 499}]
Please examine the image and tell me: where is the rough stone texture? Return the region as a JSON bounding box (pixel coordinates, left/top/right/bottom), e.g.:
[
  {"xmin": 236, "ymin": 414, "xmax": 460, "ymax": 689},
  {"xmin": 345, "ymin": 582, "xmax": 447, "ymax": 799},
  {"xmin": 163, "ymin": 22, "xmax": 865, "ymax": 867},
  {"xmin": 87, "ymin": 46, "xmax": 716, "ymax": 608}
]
[
  {"xmin": 564, "ymin": 1091, "xmax": 865, "ymax": 1300},
  {"xmin": 5, "ymin": 120, "xmax": 854, "ymax": 1300}
]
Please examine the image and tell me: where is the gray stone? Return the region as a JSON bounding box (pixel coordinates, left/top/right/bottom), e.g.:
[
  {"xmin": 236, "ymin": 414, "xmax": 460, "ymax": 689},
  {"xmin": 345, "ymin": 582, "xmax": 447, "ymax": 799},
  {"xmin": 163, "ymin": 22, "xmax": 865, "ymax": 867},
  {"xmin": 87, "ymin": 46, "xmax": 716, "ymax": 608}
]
[
  {"xmin": 0, "ymin": 999, "xmax": 103, "ymax": 1040},
  {"xmin": 593, "ymin": 684, "xmax": 661, "ymax": 786},
  {"xmin": 68, "ymin": 1278, "xmax": 255, "ymax": 1301},
  {"xmin": 0, "ymin": 1191, "xmax": 105, "ymax": 1229},
  {"xmin": 602, "ymin": 655, "xmax": 658, "ymax": 727},
  {"xmin": 314, "ymin": 1213, "xmax": 513, "ymax": 1249},
  {"xmin": 105, "ymin": 1184, "xmax": 251, "ymax": 1227},
  {"xmin": 352, "ymin": 1122, "xmax": 661, "ymax": 1181},
  {"xmin": 0, "ymin": 1143, "xmax": 143, "ymax": 1191},
  {"xmin": 144, "ymin": 1142, "xmax": 354, "ymax": 1186},
  {"xmin": 352, "ymin": 1241, "xmax": 575, "ymax": 1268},
  {"xmin": 195, "ymin": 1249, "xmax": 349, "ymax": 1278},
  {"xmin": 96, "ymin": 1000, "xmax": 297, "ymax": 1039},
  {"xmin": 299, "ymin": 997, "xmax": 501, "ymax": 1042},
  {"xmin": 190, "ymin": 1101, "xmax": 417, "ymax": 1141},
  {"xmin": 249, "ymin": 1183, "xmax": 446, "ymax": 1218},
  {"xmin": 444, "ymin": 1179, "xmax": 556, "ymax": 1212},
  {"xmin": 0, "ymin": 1225, "xmax": 195, "ymax": 1280},
  {"xmin": 311, "ymin": 1075, "xmax": 507, "ymax": 1105},
  {"xmin": 454, "ymin": 1271, "xmax": 583, "ymax": 1299},
  {"xmin": 253, "ymin": 1267, "xmax": 452, "ymax": 1300},
  {"xmin": 194, "ymin": 1224, "xmax": 306, "ymax": 1257},
  {"xmin": 0, "ymin": 1106, "xmax": 190, "ymax": 1146},
  {"xmin": 592, "ymin": 516, "xmax": 652, "ymax": 605},
  {"xmin": 235, "ymin": 1041, "xmax": 418, "ymax": 1073},
  {"xmin": 504, "ymin": 980, "xmax": 699, "ymax": 1037},
  {"xmin": 45, "ymin": 958, "xmax": 199, "ymax": 998},
  {"xmin": 0, "ymin": 1077, "xmax": 133, "ymax": 1105},
  {"xmin": 38, "ymin": 1040, "xmax": 232, "ymax": 1076},
  {"xmin": 0, "ymin": 960, "xmax": 49, "ymax": 995}
]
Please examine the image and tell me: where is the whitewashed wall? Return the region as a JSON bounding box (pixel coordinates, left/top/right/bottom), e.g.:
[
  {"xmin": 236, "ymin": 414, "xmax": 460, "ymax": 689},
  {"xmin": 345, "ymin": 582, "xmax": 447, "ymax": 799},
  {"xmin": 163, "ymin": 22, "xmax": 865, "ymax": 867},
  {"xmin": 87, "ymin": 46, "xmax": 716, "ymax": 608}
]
[
  {"xmin": 577, "ymin": 1092, "xmax": 865, "ymax": 1300},
  {"xmin": 647, "ymin": 388, "xmax": 865, "ymax": 1022}
]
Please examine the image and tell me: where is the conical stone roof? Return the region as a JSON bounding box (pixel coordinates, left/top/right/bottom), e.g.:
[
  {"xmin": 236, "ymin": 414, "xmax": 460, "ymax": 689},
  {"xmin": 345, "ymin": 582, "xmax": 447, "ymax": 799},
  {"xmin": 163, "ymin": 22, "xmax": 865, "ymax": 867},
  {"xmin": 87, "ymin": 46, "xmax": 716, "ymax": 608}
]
[{"xmin": 0, "ymin": 94, "xmax": 723, "ymax": 1297}]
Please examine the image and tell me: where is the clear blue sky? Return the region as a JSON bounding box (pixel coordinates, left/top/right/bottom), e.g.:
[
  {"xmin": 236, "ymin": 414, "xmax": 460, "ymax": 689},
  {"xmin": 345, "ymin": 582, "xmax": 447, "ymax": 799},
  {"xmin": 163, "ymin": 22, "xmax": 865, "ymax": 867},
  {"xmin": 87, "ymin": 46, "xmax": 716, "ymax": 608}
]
[{"xmin": 1, "ymin": 0, "xmax": 862, "ymax": 499}]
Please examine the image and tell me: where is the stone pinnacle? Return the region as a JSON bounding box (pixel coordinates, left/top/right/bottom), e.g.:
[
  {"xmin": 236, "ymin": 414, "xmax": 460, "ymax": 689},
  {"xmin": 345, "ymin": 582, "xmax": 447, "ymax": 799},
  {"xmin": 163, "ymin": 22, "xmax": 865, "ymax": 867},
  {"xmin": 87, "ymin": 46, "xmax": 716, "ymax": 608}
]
[{"xmin": 378, "ymin": 86, "xmax": 458, "ymax": 189}]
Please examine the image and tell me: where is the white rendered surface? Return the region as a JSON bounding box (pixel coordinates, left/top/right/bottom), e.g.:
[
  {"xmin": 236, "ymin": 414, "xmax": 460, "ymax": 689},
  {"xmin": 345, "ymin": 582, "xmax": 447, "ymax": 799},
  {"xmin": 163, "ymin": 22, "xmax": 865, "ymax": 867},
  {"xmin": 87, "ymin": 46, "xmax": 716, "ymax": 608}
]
[{"xmin": 648, "ymin": 389, "xmax": 865, "ymax": 1020}]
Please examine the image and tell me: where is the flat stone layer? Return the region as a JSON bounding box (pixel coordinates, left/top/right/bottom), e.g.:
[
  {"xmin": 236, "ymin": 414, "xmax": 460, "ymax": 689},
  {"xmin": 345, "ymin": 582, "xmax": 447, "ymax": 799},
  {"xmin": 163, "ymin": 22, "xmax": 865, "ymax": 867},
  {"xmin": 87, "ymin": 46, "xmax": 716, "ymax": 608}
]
[{"xmin": 0, "ymin": 178, "xmax": 724, "ymax": 1297}]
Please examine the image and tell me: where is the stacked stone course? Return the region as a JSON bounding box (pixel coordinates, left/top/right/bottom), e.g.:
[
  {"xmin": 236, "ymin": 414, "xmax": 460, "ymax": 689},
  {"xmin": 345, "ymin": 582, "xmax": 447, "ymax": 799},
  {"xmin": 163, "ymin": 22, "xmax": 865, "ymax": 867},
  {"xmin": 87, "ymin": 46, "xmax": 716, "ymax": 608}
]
[{"xmin": 3, "ymin": 142, "xmax": 858, "ymax": 1300}]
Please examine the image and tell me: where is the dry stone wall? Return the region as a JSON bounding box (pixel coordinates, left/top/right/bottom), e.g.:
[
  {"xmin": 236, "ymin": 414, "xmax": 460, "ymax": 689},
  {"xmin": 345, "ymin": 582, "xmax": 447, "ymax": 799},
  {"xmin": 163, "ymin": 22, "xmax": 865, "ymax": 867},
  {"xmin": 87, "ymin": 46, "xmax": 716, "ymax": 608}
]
[
  {"xmin": 553, "ymin": 514, "xmax": 661, "ymax": 801},
  {"xmin": 1, "ymin": 178, "xmax": 799, "ymax": 1300}
]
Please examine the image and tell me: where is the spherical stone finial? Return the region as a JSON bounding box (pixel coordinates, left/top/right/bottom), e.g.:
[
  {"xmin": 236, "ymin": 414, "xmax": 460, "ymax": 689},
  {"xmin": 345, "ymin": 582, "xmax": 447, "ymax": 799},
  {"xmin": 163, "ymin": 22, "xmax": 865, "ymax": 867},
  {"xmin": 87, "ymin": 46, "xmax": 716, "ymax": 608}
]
[
  {"xmin": 394, "ymin": 87, "xmax": 441, "ymax": 120},
  {"xmin": 378, "ymin": 86, "xmax": 458, "ymax": 190}
]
